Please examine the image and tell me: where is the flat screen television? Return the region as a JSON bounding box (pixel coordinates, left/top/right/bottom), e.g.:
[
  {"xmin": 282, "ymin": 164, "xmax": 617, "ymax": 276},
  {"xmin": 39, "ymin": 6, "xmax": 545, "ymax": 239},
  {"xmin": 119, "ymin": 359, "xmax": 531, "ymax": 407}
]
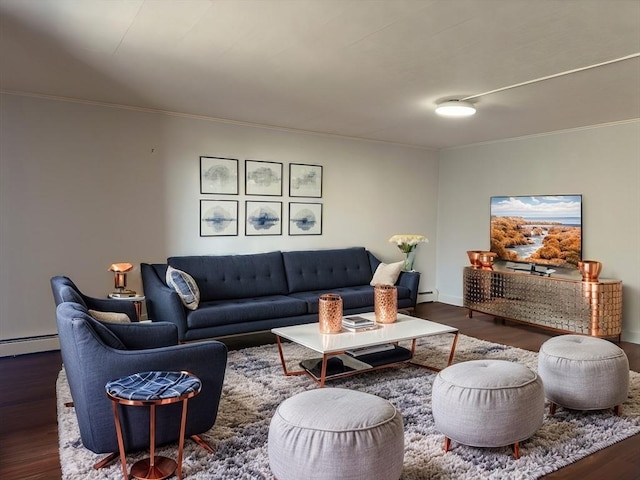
[{"xmin": 490, "ymin": 195, "xmax": 582, "ymax": 270}]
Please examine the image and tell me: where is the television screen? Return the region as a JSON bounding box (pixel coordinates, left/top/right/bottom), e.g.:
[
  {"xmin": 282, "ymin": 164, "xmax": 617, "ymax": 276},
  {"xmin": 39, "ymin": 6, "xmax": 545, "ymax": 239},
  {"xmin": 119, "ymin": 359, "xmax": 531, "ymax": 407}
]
[{"xmin": 490, "ymin": 195, "xmax": 582, "ymax": 269}]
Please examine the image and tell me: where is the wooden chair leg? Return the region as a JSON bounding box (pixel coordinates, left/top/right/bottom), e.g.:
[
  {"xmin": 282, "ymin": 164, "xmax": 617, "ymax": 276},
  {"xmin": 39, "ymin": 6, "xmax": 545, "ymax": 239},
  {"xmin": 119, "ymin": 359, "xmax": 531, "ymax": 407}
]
[
  {"xmin": 443, "ymin": 437, "xmax": 451, "ymax": 452},
  {"xmin": 513, "ymin": 442, "xmax": 520, "ymax": 459}
]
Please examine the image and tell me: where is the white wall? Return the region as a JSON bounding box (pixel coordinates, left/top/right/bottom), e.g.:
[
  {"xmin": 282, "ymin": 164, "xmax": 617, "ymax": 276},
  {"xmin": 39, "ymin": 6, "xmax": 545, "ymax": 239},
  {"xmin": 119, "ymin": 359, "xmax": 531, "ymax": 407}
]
[
  {"xmin": 0, "ymin": 93, "xmax": 438, "ymax": 355},
  {"xmin": 436, "ymin": 121, "xmax": 640, "ymax": 343}
]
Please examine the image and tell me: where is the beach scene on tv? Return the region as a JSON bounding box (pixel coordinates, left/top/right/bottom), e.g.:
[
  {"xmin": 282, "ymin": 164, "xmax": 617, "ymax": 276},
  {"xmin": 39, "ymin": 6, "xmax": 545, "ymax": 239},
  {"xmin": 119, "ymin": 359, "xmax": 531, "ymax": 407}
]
[{"xmin": 490, "ymin": 195, "xmax": 582, "ymax": 269}]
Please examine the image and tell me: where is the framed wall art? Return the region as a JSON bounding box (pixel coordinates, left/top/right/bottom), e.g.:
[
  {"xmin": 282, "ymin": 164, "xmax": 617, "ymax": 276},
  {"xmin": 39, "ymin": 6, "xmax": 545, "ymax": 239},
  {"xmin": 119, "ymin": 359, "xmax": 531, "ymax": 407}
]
[
  {"xmin": 246, "ymin": 201, "xmax": 282, "ymax": 236},
  {"xmin": 289, "ymin": 163, "xmax": 322, "ymax": 198},
  {"xmin": 200, "ymin": 200, "xmax": 238, "ymax": 236},
  {"xmin": 289, "ymin": 202, "xmax": 322, "ymax": 235},
  {"xmin": 200, "ymin": 156, "xmax": 239, "ymax": 195},
  {"xmin": 245, "ymin": 160, "xmax": 283, "ymax": 196}
]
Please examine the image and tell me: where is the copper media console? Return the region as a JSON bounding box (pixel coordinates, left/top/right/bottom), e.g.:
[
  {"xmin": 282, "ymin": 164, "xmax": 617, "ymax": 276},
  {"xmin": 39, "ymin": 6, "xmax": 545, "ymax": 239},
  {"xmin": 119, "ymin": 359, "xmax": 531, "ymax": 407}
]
[{"xmin": 463, "ymin": 266, "xmax": 622, "ymax": 338}]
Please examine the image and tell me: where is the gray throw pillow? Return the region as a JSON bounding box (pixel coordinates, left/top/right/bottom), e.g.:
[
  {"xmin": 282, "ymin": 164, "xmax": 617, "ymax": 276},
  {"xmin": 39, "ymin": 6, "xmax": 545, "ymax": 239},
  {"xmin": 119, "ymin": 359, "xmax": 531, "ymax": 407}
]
[
  {"xmin": 88, "ymin": 309, "xmax": 131, "ymax": 324},
  {"xmin": 166, "ymin": 266, "xmax": 200, "ymax": 310}
]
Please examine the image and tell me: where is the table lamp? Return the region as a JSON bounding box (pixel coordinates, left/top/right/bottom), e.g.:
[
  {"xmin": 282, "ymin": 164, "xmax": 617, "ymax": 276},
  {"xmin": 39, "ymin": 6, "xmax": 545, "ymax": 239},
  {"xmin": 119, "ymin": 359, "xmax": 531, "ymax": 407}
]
[{"xmin": 108, "ymin": 262, "xmax": 136, "ymax": 297}]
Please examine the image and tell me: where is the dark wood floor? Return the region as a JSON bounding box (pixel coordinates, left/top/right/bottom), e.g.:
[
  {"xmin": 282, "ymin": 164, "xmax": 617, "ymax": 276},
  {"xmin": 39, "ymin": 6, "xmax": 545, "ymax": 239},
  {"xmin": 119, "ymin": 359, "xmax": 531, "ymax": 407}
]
[{"xmin": 1, "ymin": 302, "xmax": 638, "ymax": 480}]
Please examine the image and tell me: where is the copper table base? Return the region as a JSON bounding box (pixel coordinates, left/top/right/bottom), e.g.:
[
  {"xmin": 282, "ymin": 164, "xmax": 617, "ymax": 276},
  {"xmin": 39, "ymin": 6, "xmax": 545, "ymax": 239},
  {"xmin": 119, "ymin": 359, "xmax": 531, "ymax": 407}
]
[{"xmin": 131, "ymin": 456, "xmax": 176, "ymax": 480}]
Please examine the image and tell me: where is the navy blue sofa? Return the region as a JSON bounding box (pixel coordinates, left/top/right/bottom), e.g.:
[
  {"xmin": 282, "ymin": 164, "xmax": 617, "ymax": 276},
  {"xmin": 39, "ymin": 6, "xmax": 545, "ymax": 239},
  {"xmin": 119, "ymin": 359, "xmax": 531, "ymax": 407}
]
[{"xmin": 141, "ymin": 247, "xmax": 420, "ymax": 342}]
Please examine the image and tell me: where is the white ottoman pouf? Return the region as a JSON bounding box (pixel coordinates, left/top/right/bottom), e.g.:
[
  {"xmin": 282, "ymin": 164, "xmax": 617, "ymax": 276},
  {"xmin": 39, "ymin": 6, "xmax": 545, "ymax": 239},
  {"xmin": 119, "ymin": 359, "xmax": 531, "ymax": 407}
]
[
  {"xmin": 268, "ymin": 388, "xmax": 404, "ymax": 480},
  {"xmin": 432, "ymin": 359, "xmax": 544, "ymax": 459},
  {"xmin": 538, "ymin": 335, "xmax": 629, "ymax": 415}
]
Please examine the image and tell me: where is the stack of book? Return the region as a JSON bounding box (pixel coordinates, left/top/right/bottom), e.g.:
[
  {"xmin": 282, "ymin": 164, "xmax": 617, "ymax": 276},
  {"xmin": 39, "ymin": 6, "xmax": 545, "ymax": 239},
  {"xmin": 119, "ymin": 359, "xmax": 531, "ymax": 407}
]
[{"xmin": 342, "ymin": 316, "xmax": 377, "ymax": 332}]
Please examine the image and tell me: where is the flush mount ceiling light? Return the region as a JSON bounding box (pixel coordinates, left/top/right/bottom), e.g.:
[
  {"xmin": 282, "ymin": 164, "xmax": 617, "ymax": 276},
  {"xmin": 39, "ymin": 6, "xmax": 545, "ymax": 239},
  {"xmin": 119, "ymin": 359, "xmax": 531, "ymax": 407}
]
[{"xmin": 435, "ymin": 100, "xmax": 476, "ymax": 117}]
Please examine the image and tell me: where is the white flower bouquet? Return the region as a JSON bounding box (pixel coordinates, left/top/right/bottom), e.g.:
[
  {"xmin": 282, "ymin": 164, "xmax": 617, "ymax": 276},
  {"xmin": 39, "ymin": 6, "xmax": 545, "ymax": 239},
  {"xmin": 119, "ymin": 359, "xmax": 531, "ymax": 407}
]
[{"xmin": 389, "ymin": 234, "xmax": 428, "ymax": 271}]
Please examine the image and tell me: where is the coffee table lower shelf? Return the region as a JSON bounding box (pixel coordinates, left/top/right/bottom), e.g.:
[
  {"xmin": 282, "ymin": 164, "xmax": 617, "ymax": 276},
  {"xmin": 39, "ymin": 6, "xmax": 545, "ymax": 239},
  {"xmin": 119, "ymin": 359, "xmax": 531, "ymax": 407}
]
[{"xmin": 300, "ymin": 346, "xmax": 414, "ymax": 382}]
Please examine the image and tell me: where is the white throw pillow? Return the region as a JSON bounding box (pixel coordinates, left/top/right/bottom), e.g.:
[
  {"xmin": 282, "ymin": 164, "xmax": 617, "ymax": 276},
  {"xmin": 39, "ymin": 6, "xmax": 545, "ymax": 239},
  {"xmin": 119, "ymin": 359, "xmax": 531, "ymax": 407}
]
[
  {"xmin": 166, "ymin": 266, "xmax": 201, "ymax": 310},
  {"xmin": 88, "ymin": 309, "xmax": 131, "ymax": 324},
  {"xmin": 370, "ymin": 261, "xmax": 403, "ymax": 286}
]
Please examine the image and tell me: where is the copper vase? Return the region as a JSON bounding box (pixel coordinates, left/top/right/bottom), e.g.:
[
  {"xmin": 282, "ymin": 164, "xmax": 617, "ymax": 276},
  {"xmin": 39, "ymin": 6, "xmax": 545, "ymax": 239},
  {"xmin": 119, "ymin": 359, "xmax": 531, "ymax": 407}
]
[
  {"xmin": 578, "ymin": 260, "xmax": 602, "ymax": 282},
  {"xmin": 318, "ymin": 293, "xmax": 343, "ymax": 333},
  {"xmin": 374, "ymin": 284, "xmax": 397, "ymax": 324}
]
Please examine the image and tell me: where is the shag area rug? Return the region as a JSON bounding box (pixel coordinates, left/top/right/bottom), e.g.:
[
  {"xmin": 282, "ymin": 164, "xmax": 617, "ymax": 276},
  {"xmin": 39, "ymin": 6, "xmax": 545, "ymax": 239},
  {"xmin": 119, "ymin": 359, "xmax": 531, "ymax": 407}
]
[{"xmin": 57, "ymin": 334, "xmax": 640, "ymax": 479}]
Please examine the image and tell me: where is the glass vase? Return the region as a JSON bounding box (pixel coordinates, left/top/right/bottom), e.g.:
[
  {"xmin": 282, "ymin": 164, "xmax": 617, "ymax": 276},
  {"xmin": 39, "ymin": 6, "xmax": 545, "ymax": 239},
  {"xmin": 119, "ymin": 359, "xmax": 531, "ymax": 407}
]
[{"xmin": 403, "ymin": 249, "xmax": 417, "ymax": 271}]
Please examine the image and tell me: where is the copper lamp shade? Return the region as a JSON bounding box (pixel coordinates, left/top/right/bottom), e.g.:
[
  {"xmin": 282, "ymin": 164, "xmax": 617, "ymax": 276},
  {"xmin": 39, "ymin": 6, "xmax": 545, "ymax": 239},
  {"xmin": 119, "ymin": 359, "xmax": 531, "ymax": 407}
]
[{"xmin": 109, "ymin": 262, "xmax": 134, "ymax": 293}]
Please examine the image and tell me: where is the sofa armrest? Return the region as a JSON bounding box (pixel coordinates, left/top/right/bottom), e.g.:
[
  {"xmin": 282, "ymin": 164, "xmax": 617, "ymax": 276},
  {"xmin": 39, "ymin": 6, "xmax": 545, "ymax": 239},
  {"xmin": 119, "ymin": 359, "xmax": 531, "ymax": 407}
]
[
  {"xmin": 104, "ymin": 321, "xmax": 179, "ymax": 350},
  {"xmin": 141, "ymin": 263, "xmax": 189, "ymax": 341},
  {"xmin": 397, "ymin": 270, "xmax": 420, "ymax": 306}
]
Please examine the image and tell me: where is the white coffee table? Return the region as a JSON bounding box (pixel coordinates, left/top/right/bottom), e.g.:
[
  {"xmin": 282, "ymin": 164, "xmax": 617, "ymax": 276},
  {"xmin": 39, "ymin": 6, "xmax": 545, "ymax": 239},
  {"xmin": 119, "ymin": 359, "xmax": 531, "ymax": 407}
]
[{"xmin": 272, "ymin": 312, "xmax": 459, "ymax": 387}]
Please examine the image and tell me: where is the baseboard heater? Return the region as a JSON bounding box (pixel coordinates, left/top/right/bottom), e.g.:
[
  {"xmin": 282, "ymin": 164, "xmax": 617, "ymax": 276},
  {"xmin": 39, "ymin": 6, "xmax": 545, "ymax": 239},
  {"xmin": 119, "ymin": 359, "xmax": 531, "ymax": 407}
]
[{"xmin": 0, "ymin": 334, "xmax": 60, "ymax": 357}]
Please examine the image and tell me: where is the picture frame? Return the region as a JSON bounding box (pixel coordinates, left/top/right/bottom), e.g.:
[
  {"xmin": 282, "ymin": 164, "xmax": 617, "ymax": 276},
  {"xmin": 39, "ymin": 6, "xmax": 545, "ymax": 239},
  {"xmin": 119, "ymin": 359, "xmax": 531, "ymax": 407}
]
[
  {"xmin": 200, "ymin": 200, "xmax": 238, "ymax": 236},
  {"xmin": 245, "ymin": 160, "xmax": 283, "ymax": 196},
  {"xmin": 289, "ymin": 163, "xmax": 322, "ymax": 198},
  {"xmin": 246, "ymin": 201, "xmax": 282, "ymax": 236},
  {"xmin": 289, "ymin": 202, "xmax": 322, "ymax": 235},
  {"xmin": 200, "ymin": 156, "xmax": 239, "ymax": 195}
]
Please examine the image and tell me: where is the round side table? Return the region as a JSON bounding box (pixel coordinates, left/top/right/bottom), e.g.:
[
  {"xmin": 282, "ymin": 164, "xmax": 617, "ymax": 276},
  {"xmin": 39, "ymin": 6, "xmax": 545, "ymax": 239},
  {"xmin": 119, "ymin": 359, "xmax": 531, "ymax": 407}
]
[
  {"xmin": 105, "ymin": 371, "xmax": 201, "ymax": 480},
  {"xmin": 108, "ymin": 293, "xmax": 146, "ymax": 321}
]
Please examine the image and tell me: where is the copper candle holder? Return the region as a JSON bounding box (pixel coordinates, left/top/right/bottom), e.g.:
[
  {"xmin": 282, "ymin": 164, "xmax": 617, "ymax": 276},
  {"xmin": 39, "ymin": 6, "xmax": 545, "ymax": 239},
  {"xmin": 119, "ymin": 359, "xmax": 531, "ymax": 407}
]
[
  {"xmin": 318, "ymin": 293, "xmax": 343, "ymax": 333},
  {"xmin": 374, "ymin": 284, "xmax": 398, "ymax": 324}
]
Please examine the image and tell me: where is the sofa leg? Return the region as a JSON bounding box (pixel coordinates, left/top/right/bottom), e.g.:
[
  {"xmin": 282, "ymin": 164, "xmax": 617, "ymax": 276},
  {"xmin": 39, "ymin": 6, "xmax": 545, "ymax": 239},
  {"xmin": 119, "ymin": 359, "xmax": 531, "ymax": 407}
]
[
  {"xmin": 549, "ymin": 402, "xmax": 557, "ymax": 415},
  {"xmin": 443, "ymin": 437, "xmax": 451, "ymax": 452},
  {"xmin": 614, "ymin": 405, "xmax": 622, "ymax": 416},
  {"xmin": 513, "ymin": 442, "xmax": 520, "ymax": 459},
  {"xmin": 93, "ymin": 451, "xmax": 119, "ymax": 469},
  {"xmin": 191, "ymin": 434, "xmax": 215, "ymax": 453}
]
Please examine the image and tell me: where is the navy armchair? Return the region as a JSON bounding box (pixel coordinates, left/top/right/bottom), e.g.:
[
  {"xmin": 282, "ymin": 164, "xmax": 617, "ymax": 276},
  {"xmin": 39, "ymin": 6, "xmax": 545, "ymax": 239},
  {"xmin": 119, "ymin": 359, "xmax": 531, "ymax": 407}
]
[
  {"xmin": 51, "ymin": 275, "xmax": 138, "ymax": 322},
  {"xmin": 55, "ymin": 300, "xmax": 228, "ymax": 461}
]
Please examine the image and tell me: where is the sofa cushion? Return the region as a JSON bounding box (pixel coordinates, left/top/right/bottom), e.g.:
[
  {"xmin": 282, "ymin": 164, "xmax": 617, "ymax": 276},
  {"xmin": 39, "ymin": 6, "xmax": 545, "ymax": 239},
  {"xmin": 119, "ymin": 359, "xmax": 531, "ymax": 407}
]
[
  {"xmin": 186, "ymin": 295, "xmax": 308, "ymax": 329},
  {"xmin": 166, "ymin": 266, "xmax": 201, "ymax": 310},
  {"xmin": 370, "ymin": 261, "xmax": 403, "ymax": 286},
  {"xmin": 169, "ymin": 252, "xmax": 288, "ymax": 302},
  {"xmin": 283, "ymin": 247, "xmax": 373, "ymax": 293},
  {"xmin": 290, "ymin": 285, "xmax": 413, "ymax": 313},
  {"xmin": 289, "ymin": 286, "xmax": 373, "ymax": 313}
]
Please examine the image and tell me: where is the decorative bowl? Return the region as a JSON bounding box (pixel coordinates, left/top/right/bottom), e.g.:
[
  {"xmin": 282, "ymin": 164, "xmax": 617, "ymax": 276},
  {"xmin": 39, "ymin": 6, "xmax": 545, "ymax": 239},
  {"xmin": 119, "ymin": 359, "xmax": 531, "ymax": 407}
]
[
  {"xmin": 478, "ymin": 252, "xmax": 498, "ymax": 270},
  {"xmin": 467, "ymin": 250, "xmax": 486, "ymax": 268}
]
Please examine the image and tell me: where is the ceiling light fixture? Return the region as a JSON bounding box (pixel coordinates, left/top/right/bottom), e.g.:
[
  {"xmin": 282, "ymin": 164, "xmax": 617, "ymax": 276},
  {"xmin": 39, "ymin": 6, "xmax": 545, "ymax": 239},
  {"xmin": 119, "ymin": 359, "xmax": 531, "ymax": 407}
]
[{"xmin": 435, "ymin": 100, "xmax": 476, "ymax": 117}]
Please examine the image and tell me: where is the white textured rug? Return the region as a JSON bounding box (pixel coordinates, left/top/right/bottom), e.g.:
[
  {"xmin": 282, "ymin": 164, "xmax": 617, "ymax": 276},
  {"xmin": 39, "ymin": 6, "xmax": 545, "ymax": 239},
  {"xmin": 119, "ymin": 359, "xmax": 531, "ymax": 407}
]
[{"xmin": 57, "ymin": 334, "xmax": 640, "ymax": 479}]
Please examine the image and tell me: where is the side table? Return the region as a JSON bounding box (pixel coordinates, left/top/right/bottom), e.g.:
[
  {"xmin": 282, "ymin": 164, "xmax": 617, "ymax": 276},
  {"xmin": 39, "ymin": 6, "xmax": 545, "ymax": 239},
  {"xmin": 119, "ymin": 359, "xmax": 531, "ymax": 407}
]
[
  {"xmin": 105, "ymin": 371, "xmax": 202, "ymax": 480},
  {"xmin": 108, "ymin": 294, "xmax": 146, "ymax": 321}
]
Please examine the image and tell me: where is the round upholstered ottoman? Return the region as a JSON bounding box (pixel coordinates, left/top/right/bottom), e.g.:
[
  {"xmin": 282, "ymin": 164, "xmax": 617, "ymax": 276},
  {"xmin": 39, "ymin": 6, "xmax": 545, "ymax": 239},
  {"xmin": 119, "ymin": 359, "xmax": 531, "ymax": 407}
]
[
  {"xmin": 268, "ymin": 388, "xmax": 404, "ymax": 480},
  {"xmin": 432, "ymin": 359, "xmax": 544, "ymax": 459},
  {"xmin": 538, "ymin": 335, "xmax": 629, "ymax": 415}
]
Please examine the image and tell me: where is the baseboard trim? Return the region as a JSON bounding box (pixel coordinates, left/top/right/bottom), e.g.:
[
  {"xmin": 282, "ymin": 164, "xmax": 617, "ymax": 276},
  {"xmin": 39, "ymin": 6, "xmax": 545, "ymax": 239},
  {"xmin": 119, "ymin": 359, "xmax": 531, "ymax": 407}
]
[
  {"xmin": 436, "ymin": 295, "xmax": 463, "ymax": 307},
  {"xmin": 0, "ymin": 336, "xmax": 60, "ymax": 357}
]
